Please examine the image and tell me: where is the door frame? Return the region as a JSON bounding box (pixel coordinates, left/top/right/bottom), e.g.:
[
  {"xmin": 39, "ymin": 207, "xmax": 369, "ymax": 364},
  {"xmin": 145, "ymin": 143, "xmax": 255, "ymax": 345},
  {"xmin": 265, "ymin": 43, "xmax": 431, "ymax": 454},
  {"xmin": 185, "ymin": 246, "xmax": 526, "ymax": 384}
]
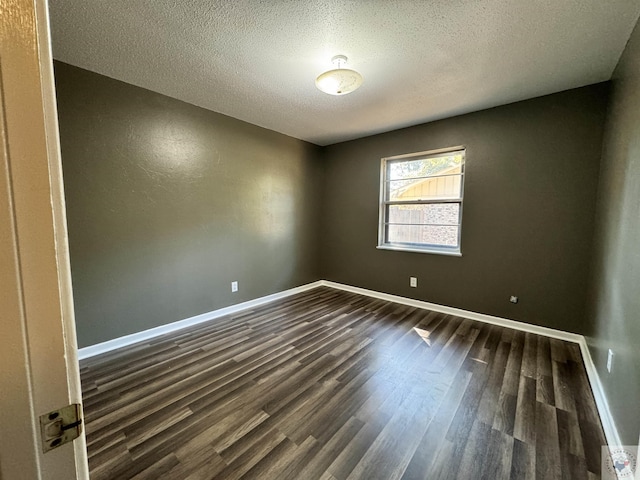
[{"xmin": 0, "ymin": 0, "xmax": 88, "ymax": 478}]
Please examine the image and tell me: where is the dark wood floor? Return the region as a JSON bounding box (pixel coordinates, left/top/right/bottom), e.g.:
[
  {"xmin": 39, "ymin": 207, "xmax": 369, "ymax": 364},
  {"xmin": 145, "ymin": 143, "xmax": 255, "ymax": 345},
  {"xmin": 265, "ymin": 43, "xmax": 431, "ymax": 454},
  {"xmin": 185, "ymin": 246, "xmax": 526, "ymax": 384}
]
[{"xmin": 80, "ymin": 287, "xmax": 606, "ymax": 480}]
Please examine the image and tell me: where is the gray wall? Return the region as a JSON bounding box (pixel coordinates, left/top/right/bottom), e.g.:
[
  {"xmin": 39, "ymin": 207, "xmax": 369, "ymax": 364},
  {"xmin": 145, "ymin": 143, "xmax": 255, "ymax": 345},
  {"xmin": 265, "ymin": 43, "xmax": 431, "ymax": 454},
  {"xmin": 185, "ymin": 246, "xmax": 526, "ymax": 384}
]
[
  {"xmin": 320, "ymin": 85, "xmax": 608, "ymax": 334},
  {"xmin": 587, "ymin": 18, "xmax": 640, "ymax": 445},
  {"xmin": 57, "ymin": 60, "xmax": 611, "ymax": 352},
  {"xmin": 55, "ymin": 62, "xmax": 322, "ymax": 348}
]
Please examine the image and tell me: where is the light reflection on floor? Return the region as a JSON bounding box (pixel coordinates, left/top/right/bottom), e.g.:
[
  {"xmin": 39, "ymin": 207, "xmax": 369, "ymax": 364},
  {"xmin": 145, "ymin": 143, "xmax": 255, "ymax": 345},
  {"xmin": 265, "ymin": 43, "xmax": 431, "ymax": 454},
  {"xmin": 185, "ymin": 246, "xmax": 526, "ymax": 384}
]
[{"xmin": 413, "ymin": 326, "xmax": 432, "ymax": 346}]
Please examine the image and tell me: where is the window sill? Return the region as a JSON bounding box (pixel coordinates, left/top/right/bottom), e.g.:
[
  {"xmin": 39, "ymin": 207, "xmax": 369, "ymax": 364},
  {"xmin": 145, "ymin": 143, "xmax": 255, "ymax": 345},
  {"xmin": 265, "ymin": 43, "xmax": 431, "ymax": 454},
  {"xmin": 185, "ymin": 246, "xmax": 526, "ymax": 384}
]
[{"xmin": 376, "ymin": 244, "xmax": 462, "ymax": 257}]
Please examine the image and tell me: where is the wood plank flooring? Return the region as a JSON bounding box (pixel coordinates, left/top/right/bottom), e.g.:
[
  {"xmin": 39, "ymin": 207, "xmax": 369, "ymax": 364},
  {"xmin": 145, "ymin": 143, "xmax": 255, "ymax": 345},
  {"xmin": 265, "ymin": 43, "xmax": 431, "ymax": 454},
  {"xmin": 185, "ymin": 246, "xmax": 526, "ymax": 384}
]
[{"xmin": 80, "ymin": 287, "xmax": 607, "ymax": 480}]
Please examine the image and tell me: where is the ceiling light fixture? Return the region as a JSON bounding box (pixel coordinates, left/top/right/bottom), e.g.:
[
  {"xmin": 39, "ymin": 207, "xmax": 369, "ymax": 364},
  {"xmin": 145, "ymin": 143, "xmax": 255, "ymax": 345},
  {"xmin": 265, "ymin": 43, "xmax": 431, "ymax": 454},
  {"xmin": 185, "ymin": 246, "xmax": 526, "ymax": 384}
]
[{"xmin": 315, "ymin": 55, "xmax": 363, "ymax": 96}]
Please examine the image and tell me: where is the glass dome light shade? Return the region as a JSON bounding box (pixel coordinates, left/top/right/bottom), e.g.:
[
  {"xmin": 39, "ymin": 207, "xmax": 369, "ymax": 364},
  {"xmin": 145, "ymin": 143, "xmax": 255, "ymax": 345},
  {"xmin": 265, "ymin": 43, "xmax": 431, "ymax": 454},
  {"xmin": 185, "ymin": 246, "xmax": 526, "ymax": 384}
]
[{"xmin": 315, "ymin": 68, "xmax": 364, "ymax": 95}]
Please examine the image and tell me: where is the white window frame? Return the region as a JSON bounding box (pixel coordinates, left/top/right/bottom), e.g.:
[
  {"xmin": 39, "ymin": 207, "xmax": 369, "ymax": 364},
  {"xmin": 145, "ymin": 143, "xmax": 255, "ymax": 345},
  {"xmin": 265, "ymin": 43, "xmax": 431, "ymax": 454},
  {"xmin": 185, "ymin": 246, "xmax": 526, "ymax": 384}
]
[{"xmin": 377, "ymin": 146, "xmax": 465, "ymax": 256}]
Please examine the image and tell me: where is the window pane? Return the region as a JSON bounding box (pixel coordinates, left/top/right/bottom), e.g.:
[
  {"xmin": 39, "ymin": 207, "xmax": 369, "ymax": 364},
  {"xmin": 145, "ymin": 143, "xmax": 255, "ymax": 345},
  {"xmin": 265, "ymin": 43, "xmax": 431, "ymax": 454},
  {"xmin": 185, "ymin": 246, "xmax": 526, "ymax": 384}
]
[
  {"xmin": 388, "ymin": 153, "xmax": 463, "ymax": 181},
  {"xmin": 387, "ymin": 203, "xmax": 459, "ymax": 226},
  {"xmin": 388, "ymin": 174, "xmax": 462, "ymax": 201},
  {"xmin": 387, "ymin": 225, "xmax": 459, "ymax": 247}
]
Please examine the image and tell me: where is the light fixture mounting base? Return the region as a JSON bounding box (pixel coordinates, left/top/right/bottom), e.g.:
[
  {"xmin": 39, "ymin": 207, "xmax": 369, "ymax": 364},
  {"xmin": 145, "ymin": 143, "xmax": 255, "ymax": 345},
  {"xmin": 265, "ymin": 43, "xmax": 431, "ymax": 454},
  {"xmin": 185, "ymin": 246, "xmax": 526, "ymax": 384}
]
[{"xmin": 331, "ymin": 55, "xmax": 348, "ymax": 66}]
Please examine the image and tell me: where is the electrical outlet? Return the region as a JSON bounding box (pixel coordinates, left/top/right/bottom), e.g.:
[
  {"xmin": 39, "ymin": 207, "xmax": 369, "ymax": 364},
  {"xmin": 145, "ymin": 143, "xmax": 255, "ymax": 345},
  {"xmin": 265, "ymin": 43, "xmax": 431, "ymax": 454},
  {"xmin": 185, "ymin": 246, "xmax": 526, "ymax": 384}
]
[
  {"xmin": 510, "ymin": 296, "xmax": 518, "ymax": 304},
  {"xmin": 607, "ymin": 349, "xmax": 614, "ymax": 373},
  {"xmin": 231, "ymin": 281, "xmax": 238, "ymax": 293},
  {"xmin": 410, "ymin": 277, "xmax": 418, "ymax": 288}
]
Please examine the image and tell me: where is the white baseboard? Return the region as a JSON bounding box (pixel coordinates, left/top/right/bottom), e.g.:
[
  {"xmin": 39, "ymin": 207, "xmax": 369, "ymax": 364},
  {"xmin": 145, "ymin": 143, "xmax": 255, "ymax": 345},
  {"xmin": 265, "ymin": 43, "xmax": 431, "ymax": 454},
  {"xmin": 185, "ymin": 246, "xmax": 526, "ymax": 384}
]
[
  {"xmin": 77, "ymin": 281, "xmax": 323, "ymax": 360},
  {"xmin": 577, "ymin": 338, "xmax": 622, "ymax": 448},
  {"xmin": 320, "ymin": 280, "xmax": 582, "ymax": 342},
  {"xmin": 319, "ymin": 280, "xmax": 622, "ymax": 447},
  {"xmin": 77, "ymin": 278, "xmax": 621, "ymax": 449}
]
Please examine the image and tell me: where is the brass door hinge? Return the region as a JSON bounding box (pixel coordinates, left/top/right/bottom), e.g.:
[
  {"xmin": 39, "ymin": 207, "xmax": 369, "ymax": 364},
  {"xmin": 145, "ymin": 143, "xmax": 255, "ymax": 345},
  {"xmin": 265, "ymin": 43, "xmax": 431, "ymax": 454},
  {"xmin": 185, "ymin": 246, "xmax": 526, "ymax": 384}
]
[{"xmin": 39, "ymin": 403, "xmax": 83, "ymax": 453}]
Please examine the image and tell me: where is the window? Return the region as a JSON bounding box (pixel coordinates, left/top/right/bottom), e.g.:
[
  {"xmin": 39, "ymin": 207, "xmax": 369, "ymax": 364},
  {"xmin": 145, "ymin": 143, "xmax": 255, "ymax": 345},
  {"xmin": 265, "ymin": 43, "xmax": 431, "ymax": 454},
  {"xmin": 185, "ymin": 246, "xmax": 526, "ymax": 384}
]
[{"xmin": 378, "ymin": 147, "xmax": 465, "ymax": 255}]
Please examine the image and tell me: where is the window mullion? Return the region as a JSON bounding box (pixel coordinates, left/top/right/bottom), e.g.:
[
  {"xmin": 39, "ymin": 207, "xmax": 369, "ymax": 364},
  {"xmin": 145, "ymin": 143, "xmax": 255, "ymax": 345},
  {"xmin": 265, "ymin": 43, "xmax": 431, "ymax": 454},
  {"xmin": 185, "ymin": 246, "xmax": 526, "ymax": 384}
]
[
  {"xmin": 384, "ymin": 199, "xmax": 463, "ymax": 205},
  {"xmin": 385, "ymin": 172, "xmax": 464, "ymax": 182}
]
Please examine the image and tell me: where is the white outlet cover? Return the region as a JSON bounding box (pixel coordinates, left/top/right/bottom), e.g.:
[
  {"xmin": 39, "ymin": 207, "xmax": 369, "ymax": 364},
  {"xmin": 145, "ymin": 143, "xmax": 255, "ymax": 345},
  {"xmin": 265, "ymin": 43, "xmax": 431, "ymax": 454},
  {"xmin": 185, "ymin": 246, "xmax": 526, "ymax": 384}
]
[
  {"xmin": 607, "ymin": 349, "xmax": 614, "ymax": 373},
  {"xmin": 231, "ymin": 281, "xmax": 238, "ymax": 292},
  {"xmin": 410, "ymin": 277, "xmax": 417, "ymax": 287}
]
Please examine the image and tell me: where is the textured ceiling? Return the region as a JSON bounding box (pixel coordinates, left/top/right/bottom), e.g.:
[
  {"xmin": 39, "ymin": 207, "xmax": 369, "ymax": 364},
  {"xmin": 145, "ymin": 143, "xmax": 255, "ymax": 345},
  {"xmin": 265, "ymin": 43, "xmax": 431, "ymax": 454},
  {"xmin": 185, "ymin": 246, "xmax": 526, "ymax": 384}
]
[{"xmin": 49, "ymin": 1, "xmax": 640, "ymax": 146}]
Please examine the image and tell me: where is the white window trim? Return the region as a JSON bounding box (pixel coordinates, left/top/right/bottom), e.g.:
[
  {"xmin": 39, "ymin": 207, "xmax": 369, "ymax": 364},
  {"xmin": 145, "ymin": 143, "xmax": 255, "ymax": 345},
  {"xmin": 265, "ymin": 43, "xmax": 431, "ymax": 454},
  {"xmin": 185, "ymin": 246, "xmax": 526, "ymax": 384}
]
[{"xmin": 377, "ymin": 146, "xmax": 465, "ymax": 256}]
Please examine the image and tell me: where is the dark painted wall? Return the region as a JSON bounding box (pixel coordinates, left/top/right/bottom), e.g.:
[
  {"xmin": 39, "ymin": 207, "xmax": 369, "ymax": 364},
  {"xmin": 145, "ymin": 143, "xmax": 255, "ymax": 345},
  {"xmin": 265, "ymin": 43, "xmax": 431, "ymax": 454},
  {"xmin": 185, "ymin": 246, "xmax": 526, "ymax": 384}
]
[
  {"xmin": 55, "ymin": 62, "xmax": 322, "ymax": 348},
  {"xmin": 56, "ymin": 59, "xmax": 611, "ymax": 351},
  {"xmin": 587, "ymin": 18, "xmax": 640, "ymax": 445},
  {"xmin": 320, "ymin": 85, "xmax": 608, "ymax": 334}
]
